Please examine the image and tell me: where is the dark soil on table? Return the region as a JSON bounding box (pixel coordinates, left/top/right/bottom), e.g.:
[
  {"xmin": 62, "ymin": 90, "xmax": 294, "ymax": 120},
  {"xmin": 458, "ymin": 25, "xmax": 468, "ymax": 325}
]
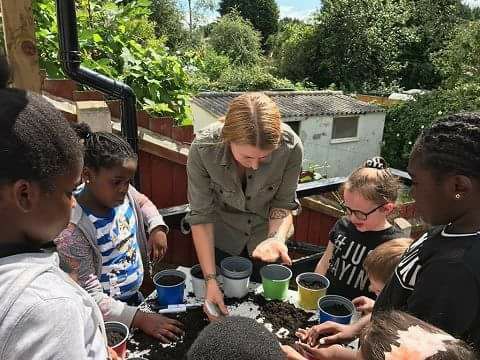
[
  {"xmin": 129, "ymin": 291, "xmax": 316, "ymax": 359},
  {"xmin": 298, "ymin": 278, "xmax": 328, "ymax": 290},
  {"xmin": 321, "ymin": 303, "xmax": 351, "ymax": 316},
  {"xmin": 107, "ymin": 330, "xmax": 125, "ymax": 347}
]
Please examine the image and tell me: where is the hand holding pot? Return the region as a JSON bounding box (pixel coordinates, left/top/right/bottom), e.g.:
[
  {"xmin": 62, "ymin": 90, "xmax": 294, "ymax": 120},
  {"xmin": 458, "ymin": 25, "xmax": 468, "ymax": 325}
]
[
  {"xmin": 107, "ymin": 346, "xmax": 123, "ymax": 360},
  {"xmin": 204, "ymin": 281, "xmax": 229, "ymax": 320},
  {"xmin": 252, "ymin": 239, "xmax": 292, "ymax": 265},
  {"xmin": 133, "ymin": 311, "xmax": 184, "ymax": 343}
]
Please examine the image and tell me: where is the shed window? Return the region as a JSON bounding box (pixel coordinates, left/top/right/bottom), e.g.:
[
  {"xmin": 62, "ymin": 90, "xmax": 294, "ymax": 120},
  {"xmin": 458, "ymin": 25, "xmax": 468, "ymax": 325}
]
[{"xmin": 332, "ymin": 116, "xmax": 358, "ymax": 139}]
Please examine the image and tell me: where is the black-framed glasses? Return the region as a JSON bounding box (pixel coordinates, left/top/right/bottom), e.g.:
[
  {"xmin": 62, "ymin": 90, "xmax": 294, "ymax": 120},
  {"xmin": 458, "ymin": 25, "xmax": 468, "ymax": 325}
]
[{"xmin": 340, "ymin": 202, "xmax": 386, "ymax": 221}]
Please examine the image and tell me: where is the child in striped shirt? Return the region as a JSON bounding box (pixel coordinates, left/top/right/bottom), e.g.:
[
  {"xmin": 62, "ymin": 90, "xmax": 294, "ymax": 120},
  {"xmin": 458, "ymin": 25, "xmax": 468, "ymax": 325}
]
[{"xmin": 55, "ymin": 123, "xmax": 183, "ymax": 343}]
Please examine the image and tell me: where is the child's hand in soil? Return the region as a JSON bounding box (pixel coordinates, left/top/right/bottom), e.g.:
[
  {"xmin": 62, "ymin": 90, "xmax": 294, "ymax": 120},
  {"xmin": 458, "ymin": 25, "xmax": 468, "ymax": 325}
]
[
  {"xmin": 133, "ymin": 311, "xmax": 184, "ymax": 343},
  {"xmin": 295, "ymin": 341, "xmax": 354, "ymax": 360},
  {"xmin": 352, "ymin": 296, "xmax": 375, "ymax": 314},
  {"xmin": 148, "ymin": 227, "xmax": 168, "ymax": 261},
  {"xmin": 282, "ymin": 345, "xmax": 308, "ymax": 360},
  {"xmin": 296, "ymin": 322, "xmax": 357, "ymax": 347},
  {"xmin": 204, "ymin": 281, "xmax": 229, "ymax": 320},
  {"xmin": 252, "ymin": 239, "xmax": 292, "ymax": 265}
]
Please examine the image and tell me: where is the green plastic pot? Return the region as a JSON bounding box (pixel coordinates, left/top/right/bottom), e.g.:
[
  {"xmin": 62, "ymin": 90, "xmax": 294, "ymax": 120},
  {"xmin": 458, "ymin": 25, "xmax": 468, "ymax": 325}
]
[{"xmin": 260, "ymin": 264, "xmax": 292, "ymax": 300}]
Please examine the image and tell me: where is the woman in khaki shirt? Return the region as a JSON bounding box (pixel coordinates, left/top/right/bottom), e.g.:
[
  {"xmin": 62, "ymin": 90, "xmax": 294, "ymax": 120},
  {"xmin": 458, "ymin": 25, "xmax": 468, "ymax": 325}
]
[{"xmin": 186, "ymin": 93, "xmax": 303, "ymax": 318}]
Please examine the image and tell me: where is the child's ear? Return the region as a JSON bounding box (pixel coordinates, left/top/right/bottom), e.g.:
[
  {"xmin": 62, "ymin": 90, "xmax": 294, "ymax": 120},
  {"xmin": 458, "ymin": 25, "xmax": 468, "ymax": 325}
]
[
  {"xmin": 12, "ymin": 180, "xmax": 41, "ymax": 213},
  {"xmin": 452, "ymin": 175, "xmax": 473, "ymax": 200},
  {"xmin": 82, "ymin": 167, "xmax": 93, "ymax": 184},
  {"xmin": 383, "ymin": 202, "xmax": 395, "ymax": 215}
]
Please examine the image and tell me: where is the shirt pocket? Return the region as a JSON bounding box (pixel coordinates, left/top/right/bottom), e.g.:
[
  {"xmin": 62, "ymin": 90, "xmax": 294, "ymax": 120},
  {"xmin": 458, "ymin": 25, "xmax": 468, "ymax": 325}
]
[
  {"xmin": 210, "ymin": 182, "xmax": 236, "ymax": 205},
  {"xmin": 257, "ymin": 180, "xmax": 281, "ymax": 204}
]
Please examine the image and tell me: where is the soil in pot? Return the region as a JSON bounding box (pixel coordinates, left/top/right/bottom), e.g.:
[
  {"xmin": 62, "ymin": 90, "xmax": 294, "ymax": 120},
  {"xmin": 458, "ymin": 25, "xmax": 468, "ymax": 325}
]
[
  {"xmin": 107, "ymin": 330, "xmax": 125, "ymax": 347},
  {"xmin": 157, "ymin": 275, "xmax": 184, "ymax": 286},
  {"xmin": 191, "ymin": 267, "xmax": 204, "ymax": 279},
  {"xmin": 298, "ymin": 278, "xmax": 328, "ymax": 290},
  {"xmin": 321, "ymin": 303, "xmax": 351, "ymax": 317}
]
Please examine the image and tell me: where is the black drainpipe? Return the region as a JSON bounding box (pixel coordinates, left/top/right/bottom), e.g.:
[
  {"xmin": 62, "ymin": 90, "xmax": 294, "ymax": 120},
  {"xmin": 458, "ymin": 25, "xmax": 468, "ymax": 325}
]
[{"xmin": 55, "ymin": 0, "xmax": 140, "ymax": 188}]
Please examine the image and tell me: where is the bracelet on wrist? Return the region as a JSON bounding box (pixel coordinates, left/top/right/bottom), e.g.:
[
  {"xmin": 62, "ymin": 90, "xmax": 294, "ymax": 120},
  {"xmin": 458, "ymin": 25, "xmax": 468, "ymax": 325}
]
[{"xmin": 204, "ymin": 273, "xmax": 218, "ymax": 284}]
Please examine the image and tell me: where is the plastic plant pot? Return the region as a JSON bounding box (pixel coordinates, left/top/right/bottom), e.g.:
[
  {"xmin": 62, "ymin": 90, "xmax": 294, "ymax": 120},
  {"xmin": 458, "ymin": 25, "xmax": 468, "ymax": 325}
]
[
  {"xmin": 190, "ymin": 264, "xmax": 221, "ymax": 299},
  {"xmin": 318, "ymin": 295, "xmax": 355, "ymax": 325},
  {"xmin": 105, "ymin": 321, "xmax": 129, "ymax": 360},
  {"xmin": 296, "ymin": 272, "xmax": 329, "ymax": 310},
  {"xmin": 153, "ymin": 269, "xmax": 186, "ymax": 306},
  {"xmin": 260, "ymin": 264, "xmax": 292, "ymax": 300},
  {"xmin": 220, "ymin": 256, "xmax": 252, "ymax": 298}
]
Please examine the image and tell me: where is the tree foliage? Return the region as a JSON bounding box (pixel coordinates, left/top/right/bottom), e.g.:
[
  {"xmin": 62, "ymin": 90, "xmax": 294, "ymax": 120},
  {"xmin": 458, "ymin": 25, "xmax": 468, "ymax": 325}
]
[
  {"xmin": 382, "ymin": 83, "xmax": 480, "ymax": 169},
  {"xmin": 149, "ymin": 0, "xmax": 189, "ymax": 50},
  {"xmin": 219, "ymin": 0, "xmax": 279, "ymax": 45},
  {"xmin": 433, "ymin": 20, "xmax": 480, "ymax": 89},
  {"xmin": 208, "ymin": 12, "xmax": 262, "ymax": 65}
]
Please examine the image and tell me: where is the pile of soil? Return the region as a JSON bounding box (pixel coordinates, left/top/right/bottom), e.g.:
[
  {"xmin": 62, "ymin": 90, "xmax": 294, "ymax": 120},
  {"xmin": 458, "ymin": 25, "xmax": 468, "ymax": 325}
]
[
  {"xmin": 157, "ymin": 275, "xmax": 184, "ymax": 286},
  {"xmin": 129, "ymin": 292, "xmax": 316, "ymax": 359},
  {"xmin": 298, "ymin": 278, "xmax": 328, "ymax": 290},
  {"xmin": 107, "ymin": 330, "xmax": 125, "ymax": 347},
  {"xmin": 128, "ymin": 302, "xmax": 209, "ymax": 360},
  {"xmin": 321, "ymin": 303, "xmax": 351, "ymax": 316}
]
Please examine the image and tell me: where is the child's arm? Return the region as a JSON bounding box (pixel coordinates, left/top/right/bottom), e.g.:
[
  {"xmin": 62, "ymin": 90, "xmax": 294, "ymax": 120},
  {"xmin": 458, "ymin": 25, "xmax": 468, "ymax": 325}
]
[
  {"xmin": 315, "ymin": 242, "xmax": 335, "ymax": 275},
  {"xmin": 129, "ymin": 185, "xmax": 168, "ymax": 234},
  {"xmin": 129, "ymin": 185, "xmax": 169, "ymax": 260},
  {"xmin": 55, "ymin": 225, "xmax": 139, "ymax": 327}
]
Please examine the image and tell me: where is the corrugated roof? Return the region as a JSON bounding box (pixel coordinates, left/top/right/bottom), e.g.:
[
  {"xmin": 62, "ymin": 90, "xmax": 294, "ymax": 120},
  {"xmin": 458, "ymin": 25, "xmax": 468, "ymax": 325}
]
[{"xmin": 191, "ymin": 91, "xmax": 384, "ymax": 118}]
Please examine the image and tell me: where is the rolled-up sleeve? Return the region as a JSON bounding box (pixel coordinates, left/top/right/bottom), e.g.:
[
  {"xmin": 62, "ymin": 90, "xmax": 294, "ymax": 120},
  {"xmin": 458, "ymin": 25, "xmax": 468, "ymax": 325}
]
[
  {"xmin": 270, "ymin": 140, "xmax": 303, "ymax": 210},
  {"xmin": 186, "ymin": 143, "xmax": 217, "ymax": 225}
]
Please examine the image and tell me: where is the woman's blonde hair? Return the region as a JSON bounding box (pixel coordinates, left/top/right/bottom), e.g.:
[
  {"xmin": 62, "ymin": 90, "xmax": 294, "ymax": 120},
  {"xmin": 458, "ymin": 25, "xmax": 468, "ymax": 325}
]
[{"xmin": 221, "ymin": 93, "xmax": 282, "ymax": 149}]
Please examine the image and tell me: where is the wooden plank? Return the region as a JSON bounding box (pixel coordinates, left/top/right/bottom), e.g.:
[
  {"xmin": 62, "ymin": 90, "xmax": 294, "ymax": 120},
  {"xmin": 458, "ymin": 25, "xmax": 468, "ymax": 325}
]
[
  {"xmin": 150, "ymin": 157, "xmax": 174, "ymax": 208},
  {"xmin": 138, "ymin": 151, "xmax": 152, "ymax": 198},
  {"xmin": 172, "ymin": 164, "xmax": 188, "ymax": 205},
  {"xmin": 293, "ymin": 210, "xmax": 310, "ymax": 243},
  {"xmin": 0, "ymin": 0, "xmax": 41, "ymax": 92}
]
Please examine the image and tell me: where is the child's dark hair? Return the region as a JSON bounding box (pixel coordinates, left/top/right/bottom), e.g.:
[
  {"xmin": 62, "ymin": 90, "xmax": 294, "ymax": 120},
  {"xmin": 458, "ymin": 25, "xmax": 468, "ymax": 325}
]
[
  {"xmin": 343, "ymin": 157, "xmax": 402, "ymax": 204},
  {"xmin": 363, "ymin": 237, "xmax": 412, "ymax": 283},
  {"xmin": 0, "ymin": 89, "xmax": 83, "ymax": 190},
  {"xmin": 71, "ymin": 122, "xmax": 137, "ymax": 170},
  {"xmin": 360, "ymin": 311, "xmax": 476, "ymax": 359},
  {"xmin": 187, "ymin": 316, "xmax": 286, "ymax": 360},
  {"xmin": 412, "ymin": 112, "xmax": 480, "ymax": 179}
]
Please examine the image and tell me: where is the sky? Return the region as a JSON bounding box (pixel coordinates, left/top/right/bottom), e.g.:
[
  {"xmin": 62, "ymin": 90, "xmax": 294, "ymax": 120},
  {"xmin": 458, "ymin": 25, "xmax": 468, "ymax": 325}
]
[
  {"xmin": 277, "ymin": 0, "xmax": 320, "ymax": 21},
  {"xmin": 277, "ymin": 0, "xmax": 480, "ymax": 21}
]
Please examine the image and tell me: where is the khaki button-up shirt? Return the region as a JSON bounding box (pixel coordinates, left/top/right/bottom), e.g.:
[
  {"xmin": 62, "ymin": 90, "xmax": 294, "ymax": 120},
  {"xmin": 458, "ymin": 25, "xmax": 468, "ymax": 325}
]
[{"xmin": 186, "ymin": 121, "xmax": 303, "ymax": 255}]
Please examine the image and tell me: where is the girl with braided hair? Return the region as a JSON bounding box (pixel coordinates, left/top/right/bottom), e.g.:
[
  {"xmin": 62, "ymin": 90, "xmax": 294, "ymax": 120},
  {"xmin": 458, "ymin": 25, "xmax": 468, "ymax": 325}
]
[
  {"xmin": 315, "ymin": 156, "xmax": 404, "ymax": 301},
  {"xmin": 55, "ymin": 123, "xmax": 183, "ymax": 344}
]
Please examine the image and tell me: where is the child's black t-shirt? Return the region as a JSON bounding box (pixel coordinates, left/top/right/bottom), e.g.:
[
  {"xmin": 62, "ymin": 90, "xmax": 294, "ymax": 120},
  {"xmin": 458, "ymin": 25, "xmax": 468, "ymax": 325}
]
[
  {"xmin": 325, "ymin": 217, "xmax": 404, "ymax": 300},
  {"xmin": 374, "ymin": 226, "xmax": 480, "ymax": 351}
]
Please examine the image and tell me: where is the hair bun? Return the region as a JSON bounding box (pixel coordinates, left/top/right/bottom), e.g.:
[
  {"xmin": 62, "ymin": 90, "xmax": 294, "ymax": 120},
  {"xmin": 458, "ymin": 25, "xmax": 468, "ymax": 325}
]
[{"xmin": 364, "ymin": 156, "xmax": 387, "ymax": 170}]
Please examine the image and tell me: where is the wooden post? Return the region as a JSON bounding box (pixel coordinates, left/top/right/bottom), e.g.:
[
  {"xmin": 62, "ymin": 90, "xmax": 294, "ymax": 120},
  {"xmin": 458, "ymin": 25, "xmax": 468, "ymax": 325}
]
[{"xmin": 0, "ymin": 0, "xmax": 41, "ymax": 92}]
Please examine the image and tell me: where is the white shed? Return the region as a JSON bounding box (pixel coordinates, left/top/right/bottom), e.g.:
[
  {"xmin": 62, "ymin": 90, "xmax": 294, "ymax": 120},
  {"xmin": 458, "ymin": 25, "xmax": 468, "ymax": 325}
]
[{"xmin": 191, "ymin": 91, "xmax": 386, "ymax": 177}]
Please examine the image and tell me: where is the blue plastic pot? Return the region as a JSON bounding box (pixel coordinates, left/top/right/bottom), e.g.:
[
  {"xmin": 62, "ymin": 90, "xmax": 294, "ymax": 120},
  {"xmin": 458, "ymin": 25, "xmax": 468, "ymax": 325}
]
[
  {"xmin": 318, "ymin": 295, "xmax": 354, "ymax": 325},
  {"xmin": 153, "ymin": 269, "xmax": 186, "ymax": 306}
]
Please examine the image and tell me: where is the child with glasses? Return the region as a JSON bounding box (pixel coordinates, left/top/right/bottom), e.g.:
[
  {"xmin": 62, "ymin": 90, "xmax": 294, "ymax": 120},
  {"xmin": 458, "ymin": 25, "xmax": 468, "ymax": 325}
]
[{"xmin": 315, "ymin": 157, "xmax": 405, "ymax": 301}]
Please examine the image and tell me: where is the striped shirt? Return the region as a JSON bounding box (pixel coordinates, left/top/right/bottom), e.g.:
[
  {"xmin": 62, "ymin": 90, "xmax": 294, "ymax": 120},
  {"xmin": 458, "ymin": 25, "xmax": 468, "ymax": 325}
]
[{"xmin": 83, "ymin": 197, "xmax": 144, "ymax": 301}]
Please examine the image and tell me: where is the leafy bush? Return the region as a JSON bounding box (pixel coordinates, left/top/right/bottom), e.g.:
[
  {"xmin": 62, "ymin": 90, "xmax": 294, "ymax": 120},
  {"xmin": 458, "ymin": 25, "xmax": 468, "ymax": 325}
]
[
  {"xmin": 208, "ymin": 12, "xmax": 263, "ymax": 66},
  {"xmin": 219, "ymin": 0, "xmax": 279, "ymax": 46},
  {"xmin": 433, "ymin": 20, "xmax": 480, "ymax": 89},
  {"xmin": 33, "ymin": 0, "xmax": 192, "ymax": 123},
  {"xmin": 213, "ymin": 65, "xmax": 294, "ymax": 91},
  {"xmin": 382, "ymin": 83, "xmax": 480, "ymax": 169}
]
